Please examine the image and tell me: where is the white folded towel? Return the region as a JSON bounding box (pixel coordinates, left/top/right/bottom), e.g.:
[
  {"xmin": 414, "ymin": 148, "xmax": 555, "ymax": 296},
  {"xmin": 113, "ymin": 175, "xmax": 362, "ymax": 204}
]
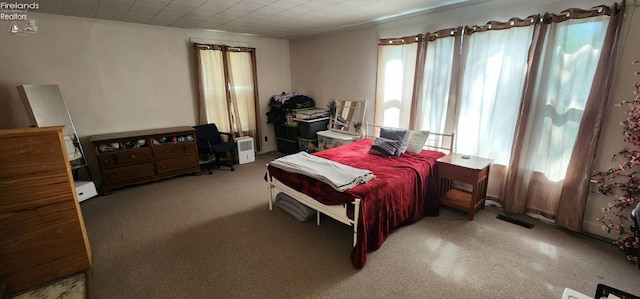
[{"xmin": 269, "ymin": 152, "xmax": 374, "ymax": 192}]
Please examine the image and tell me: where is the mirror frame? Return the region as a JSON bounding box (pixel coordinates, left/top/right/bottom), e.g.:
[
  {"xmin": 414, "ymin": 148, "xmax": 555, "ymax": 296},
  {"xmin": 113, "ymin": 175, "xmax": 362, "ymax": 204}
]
[
  {"xmin": 17, "ymin": 84, "xmax": 89, "ymax": 170},
  {"xmin": 328, "ymin": 99, "xmax": 367, "ymax": 136}
]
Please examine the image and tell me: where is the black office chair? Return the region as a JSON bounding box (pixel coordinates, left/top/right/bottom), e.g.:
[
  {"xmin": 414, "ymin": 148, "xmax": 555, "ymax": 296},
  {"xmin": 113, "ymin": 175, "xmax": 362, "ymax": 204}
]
[{"xmin": 193, "ymin": 123, "xmax": 236, "ymax": 174}]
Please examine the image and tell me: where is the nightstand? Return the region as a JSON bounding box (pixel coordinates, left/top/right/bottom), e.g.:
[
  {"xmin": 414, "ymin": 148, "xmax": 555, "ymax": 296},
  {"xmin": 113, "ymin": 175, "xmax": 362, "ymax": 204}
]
[{"xmin": 437, "ymin": 153, "xmax": 492, "ymax": 220}]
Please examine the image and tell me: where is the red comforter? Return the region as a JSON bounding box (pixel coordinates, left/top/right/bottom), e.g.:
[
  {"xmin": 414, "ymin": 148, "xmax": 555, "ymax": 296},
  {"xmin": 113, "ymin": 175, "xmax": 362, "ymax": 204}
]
[{"xmin": 267, "ymin": 138, "xmax": 444, "ymax": 268}]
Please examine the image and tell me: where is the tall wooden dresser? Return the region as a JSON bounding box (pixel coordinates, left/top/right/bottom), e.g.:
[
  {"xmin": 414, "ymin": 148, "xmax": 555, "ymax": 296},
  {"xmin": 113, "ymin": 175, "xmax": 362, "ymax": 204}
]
[{"xmin": 0, "ymin": 126, "xmax": 92, "ymax": 294}]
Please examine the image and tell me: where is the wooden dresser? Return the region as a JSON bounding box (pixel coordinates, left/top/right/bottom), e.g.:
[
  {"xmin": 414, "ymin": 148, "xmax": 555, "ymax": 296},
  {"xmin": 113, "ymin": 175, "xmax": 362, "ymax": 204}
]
[
  {"xmin": 90, "ymin": 126, "xmax": 201, "ymax": 195},
  {"xmin": 0, "ymin": 126, "xmax": 92, "ymax": 294}
]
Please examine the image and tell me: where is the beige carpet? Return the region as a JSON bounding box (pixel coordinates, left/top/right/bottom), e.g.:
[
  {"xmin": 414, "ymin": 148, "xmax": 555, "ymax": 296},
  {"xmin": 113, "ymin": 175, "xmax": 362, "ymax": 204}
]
[{"xmin": 62, "ymin": 151, "xmax": 640, "ymax": 298}]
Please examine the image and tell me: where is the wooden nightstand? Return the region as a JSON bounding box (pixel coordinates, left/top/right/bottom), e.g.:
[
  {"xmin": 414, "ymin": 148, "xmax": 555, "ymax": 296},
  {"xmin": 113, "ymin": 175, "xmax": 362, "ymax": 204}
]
[{"xmin": 437, "ymin": 153, "xmax": 492, "ymax": 220}]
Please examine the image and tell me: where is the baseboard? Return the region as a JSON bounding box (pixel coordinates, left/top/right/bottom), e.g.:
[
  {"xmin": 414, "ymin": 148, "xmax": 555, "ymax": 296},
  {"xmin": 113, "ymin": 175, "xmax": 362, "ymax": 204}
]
[{"xmin": 582, "ymin": 220, "xmax": 615, "ymax": 241}]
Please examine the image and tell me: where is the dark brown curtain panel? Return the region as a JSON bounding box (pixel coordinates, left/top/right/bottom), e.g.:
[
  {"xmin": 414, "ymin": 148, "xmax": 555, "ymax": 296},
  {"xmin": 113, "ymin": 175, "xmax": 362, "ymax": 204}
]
[{"xmin": 556, "ymin": 2, "xmax": 626, "ymax": 231}]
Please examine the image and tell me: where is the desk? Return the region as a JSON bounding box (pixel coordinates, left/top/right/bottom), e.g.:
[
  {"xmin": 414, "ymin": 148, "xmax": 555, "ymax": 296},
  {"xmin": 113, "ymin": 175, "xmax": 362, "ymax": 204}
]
[{"xmin": 437, "ymin": 153, "xmax": 492, "ymax": 220}]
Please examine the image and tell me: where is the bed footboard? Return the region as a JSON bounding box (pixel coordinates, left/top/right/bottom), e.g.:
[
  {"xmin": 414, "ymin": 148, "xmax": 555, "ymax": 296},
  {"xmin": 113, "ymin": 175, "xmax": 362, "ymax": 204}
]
[{"xmin": 266, "ymin": 167, "xmax": 361, "ymax": 247}]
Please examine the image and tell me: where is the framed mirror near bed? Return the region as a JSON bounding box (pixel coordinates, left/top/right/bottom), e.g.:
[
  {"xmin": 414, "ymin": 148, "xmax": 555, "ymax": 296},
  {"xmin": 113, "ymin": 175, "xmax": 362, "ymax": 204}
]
[{"xmin": 329, "ymin": 99, "xmax": 366, "ymax": 136}]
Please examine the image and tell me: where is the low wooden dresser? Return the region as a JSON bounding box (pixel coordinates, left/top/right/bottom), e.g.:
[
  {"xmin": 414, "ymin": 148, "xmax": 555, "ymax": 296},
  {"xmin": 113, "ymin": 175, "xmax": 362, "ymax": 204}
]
[
  {"xmin": 90, "ymin": 126, "xmax": 201, "ymax": 195},
  {"xmin": 437, "ymin": 153, "xmax": 492, "ymax": 220}
]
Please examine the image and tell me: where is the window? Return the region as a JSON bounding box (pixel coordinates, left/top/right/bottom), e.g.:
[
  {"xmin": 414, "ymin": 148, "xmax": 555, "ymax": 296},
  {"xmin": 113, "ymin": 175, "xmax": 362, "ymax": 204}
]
[
  {"xmin": 194, "ymin": 44, "xmax": 261, "ymax": 151},
  {"xmin": 374, "ymin": 3, "xmax": 621, "ymax": 223}
]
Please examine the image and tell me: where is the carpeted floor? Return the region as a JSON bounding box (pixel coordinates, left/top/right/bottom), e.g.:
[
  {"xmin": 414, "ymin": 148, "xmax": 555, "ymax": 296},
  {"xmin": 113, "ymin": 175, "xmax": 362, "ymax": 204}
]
[{"xmin": 26, "ymin": 151, "xmax": 640, "ymax": 298}]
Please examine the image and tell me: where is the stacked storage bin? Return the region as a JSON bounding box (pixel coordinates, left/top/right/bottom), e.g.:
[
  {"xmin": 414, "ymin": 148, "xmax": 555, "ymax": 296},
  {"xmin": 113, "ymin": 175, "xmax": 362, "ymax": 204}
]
[
  {"xmin": 294, "ymin": 108, "xmax": 329, "ymax": 153},
  {"xmin": 267, "ymin": 92, "xmax": 316, "ymax": 154},
  {"xmin": 296, "ymin": 117, "xmax": 330, "ymax": 153},
  {"xmin": 273, "ymin": 107, "xmax": 329, "ymax": 154},
  {"xmin": 317, "ymin": 129, "xmax": 360, "ymax": 150},
  {"xmin": 275, "ymin": 121, "xmax": 300, "ymax": 154}
]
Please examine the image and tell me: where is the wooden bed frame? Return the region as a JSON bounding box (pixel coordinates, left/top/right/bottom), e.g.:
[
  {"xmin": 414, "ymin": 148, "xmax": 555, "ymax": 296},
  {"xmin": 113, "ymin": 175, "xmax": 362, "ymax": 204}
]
[{"xmin": 266, "ymin": 125, "xmax": 454, "ymax": 248}]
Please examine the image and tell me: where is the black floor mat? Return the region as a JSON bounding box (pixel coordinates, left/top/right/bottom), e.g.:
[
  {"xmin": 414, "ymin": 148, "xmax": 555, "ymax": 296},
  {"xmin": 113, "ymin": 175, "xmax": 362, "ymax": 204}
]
[{"xmin": 496, "ymin": 214, "xmax": 534, "ymax": 229}]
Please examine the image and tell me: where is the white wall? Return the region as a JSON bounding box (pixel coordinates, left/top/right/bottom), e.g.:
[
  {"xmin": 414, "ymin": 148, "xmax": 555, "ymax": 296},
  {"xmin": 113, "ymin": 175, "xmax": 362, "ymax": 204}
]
[
  {"xmin": 289, "ymin": 0, "xmax": 638, "ymax": 238},
  {"xmin": 290, "ymin": 26, "xmax": 378, "ymax": 123},
  {"xmin": 0, "ymin": 12, "xmax": 291, "ymax": 166}
]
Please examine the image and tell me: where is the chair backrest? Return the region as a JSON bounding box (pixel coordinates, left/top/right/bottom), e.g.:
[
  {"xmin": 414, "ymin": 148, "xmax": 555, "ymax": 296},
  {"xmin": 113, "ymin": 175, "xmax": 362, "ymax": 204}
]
[{"xmin": 194, "ymin": 123, "xmax": 223, "ymax": 144}]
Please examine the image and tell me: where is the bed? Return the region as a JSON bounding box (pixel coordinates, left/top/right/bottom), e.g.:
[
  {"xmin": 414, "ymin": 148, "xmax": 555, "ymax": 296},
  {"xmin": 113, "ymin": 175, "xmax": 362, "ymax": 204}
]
[{"xmin": 266, "ymin": 126, "xmax": 453, "ymax": 268}]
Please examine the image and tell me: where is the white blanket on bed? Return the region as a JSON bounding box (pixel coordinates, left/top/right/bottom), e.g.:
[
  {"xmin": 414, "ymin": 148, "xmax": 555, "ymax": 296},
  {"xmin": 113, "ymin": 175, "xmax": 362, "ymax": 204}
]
[{"xmin": 269, "ymin": 152, "xmax": 374, "ymax": 192}]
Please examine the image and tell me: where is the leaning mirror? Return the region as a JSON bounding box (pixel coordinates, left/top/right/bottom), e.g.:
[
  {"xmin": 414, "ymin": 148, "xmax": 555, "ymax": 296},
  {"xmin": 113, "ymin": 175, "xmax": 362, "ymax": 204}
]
[
  {"xmin": 17, "ymin": 84, "xmax": 88, "ymax": 169},
  {"xmin": 329, "ymin": 99, "xmax": 366, "ymax": 136}
]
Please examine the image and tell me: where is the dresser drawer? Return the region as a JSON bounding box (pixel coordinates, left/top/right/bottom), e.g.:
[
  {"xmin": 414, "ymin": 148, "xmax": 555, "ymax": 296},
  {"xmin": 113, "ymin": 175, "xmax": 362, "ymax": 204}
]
[
  {"xmin": 102, "ymin": 163, "xmax": 155, "ymax": 185},
  {"xmin": 184, "ymin": 141, "xmax": 197, "ymax": 154},
  {"xmin": 98, "ymin": 153, "xmax": 116, "ymax": 168},
  {"xmin": 152, "ymin": 143, "xmax": 186, "ymax": 159},
  {"xmin": 114, "ymin": 148, "xmax": 152, "ymax": 166},
  {"xmin": 155, "ymin": 155, "xmax": 198, "ymax": 175}
]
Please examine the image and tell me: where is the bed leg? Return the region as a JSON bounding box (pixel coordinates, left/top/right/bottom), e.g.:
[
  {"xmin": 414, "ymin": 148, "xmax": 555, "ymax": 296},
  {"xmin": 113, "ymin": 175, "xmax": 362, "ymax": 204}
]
[
  {"xmin": 353, "ymin": 200, "xmax": 361, "ymax": 247},
  {"xmin": 316, "ymin": 211, "xmax": 320, "ymax": 226},
  {"xmin": 268, "ymin": 187, "xmax": 274, "ymax": 211},
  {"xmin": 267, "ymin": 165, "xmax": 274, "ymax": 211}
]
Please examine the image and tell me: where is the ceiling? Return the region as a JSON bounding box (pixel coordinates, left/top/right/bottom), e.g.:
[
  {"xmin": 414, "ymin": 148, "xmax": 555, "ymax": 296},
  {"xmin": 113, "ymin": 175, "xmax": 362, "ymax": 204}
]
[{"xmin": 37, "ymin": 0, "xmax": 479, "ymax": 39}]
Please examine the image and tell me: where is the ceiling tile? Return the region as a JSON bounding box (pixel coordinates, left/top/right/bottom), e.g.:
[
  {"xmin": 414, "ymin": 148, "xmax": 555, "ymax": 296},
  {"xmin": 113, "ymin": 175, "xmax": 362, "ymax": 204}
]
[
  {"xmin": 127, "ymin": 4, "xmax": 164, "ymax": 15},
  {"xmin": 234, "ymin": 0, "xmax": 270, "ymax": 10},
  {"xmin": 225, "ymin": 5, "xmax": 256, "ymax": 14},
  {"xmin": 176, "ymin": 14, "xmax": 216, "ymax": 27},
  {"xmin": 135, "ymin": 0, "xmax": 171, "ymax": 4},
  {"xmin": 193, "ymin": 17, "xmax": 229, "ymax": 28},
  {"xmin": 132, "ymin": 0, "xmax": 171, "ymax": 7},
  {"xmin": 170, "ymin": 0, "xmax": 208, "ymax": 4},
  {"xmin": 165, "ymin": 2, "xmax": 200, "ymax": 12},
  {"xmin": 122, "ymin": 13, "xmax": 156, "ymax": 23},
  {"xmin": 37, "ymin": 0, "xmax": 482, "ymax": 39},
  {"xmin": 247, "ymin": 9, "xmax": 273, "ymax": 18},
  {"xmin": 201, "ymin": 0, "xmax": 242, "ymax": 8},
  {"xmin": 148, "ymin": 16, "xmax": 182, "ymax": 26}
]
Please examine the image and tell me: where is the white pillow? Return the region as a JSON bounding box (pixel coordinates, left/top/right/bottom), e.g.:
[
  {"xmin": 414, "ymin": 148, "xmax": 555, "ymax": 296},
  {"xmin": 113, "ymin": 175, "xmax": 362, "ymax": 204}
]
[{"xmin": 405, "ymin": 130, "xmax": 430, "ymax": 153}]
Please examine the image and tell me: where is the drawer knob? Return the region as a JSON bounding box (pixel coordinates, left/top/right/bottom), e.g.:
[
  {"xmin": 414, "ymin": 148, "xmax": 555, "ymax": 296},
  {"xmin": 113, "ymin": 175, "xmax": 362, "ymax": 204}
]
[{"xmin": 131, "ymin": 154, "xmax": 137, "ymax": 159}]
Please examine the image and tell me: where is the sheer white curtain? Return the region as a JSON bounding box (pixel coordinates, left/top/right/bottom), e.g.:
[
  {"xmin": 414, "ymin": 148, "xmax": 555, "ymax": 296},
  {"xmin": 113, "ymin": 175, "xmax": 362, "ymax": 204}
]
[
  {"xmin": 529, "ymin": 18, "xmax": 607, "ymax": 181},
  {"xmin": 414, "ymin": 32, "xmax": 457, "ymax": 135},
  {"xmin": 375, "ymin": 38, "xmax": 418, "ymax": 128},
  {"xmin": 455, "ymin": 25, "xmax": 534, "ymax": 165},
  {"xmin": 195, "ymin": 44, "xmax": 261, "ymax": 150},
  {"xmin": 228, "ymin": 51, "xmax": 257, "ymax": 137},
  {"xmin": 198, "ymin": 48, "xmax": 231, "ymax": 132},
  {"xmin": 374, "ymin": 3, "xmax": 624, "ymax": 230},
  {"xmin": 507, "ymin": 16, "xmax": 609, "ymax": 218}
]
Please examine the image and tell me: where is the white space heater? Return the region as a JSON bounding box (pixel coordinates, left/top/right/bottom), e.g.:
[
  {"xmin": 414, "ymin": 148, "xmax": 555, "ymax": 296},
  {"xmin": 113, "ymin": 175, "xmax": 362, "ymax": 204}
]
[{"xmin": 235, "ymin": 136, "xmax": 255, "ymax": 164}]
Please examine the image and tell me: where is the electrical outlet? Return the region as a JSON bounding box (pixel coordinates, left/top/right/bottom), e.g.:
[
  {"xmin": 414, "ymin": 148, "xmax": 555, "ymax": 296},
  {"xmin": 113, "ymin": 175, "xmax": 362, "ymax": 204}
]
[{"xmin": 264, "ymin": 136, "xmax": 268, "ymax": 142}]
